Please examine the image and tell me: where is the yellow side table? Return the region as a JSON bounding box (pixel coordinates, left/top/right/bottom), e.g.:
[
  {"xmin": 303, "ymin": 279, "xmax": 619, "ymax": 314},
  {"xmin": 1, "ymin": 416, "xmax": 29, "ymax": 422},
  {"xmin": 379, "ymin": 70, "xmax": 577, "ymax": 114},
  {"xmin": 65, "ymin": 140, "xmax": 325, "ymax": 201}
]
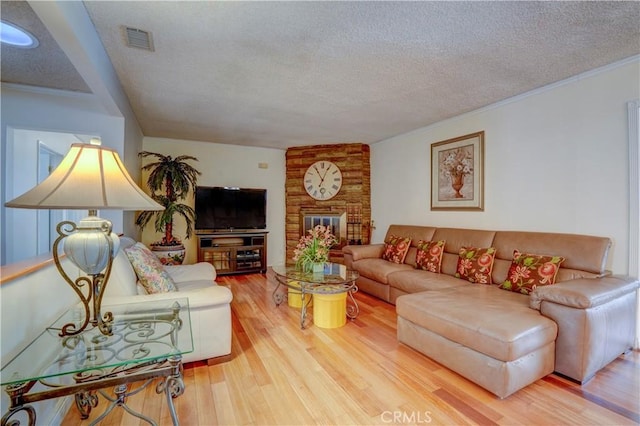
[
  {"xmin": 287, "ymin": 280, "xmax": 312, "ymax": 308},
  {"xmin": 313, "ymin": 287, "xmax": 347, "ymax": 328}
]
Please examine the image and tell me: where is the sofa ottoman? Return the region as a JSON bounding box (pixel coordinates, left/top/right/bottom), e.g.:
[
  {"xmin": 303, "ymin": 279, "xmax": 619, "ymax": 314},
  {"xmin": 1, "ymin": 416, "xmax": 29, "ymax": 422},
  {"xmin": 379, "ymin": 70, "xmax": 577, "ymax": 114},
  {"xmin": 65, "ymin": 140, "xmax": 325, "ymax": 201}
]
[{"xmin": 397, "ymin": 285, "xmax": 557, "ymax": 398}]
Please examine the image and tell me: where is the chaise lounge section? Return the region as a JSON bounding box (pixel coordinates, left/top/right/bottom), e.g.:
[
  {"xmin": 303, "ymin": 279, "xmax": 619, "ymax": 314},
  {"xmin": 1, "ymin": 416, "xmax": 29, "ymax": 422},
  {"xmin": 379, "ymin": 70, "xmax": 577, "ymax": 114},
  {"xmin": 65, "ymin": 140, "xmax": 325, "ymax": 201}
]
[{"xmin": 343, "ymin": 225, "xmax": 639, "ymax": 398}]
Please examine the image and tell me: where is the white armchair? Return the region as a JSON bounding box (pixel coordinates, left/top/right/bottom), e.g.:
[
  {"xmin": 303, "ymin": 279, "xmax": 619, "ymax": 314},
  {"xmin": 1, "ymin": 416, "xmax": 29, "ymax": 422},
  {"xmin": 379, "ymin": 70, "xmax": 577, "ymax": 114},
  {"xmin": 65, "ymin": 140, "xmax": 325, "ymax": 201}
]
[{"xmin": 103, "ymin": 237, "xmax": 233, "ymax": 363}]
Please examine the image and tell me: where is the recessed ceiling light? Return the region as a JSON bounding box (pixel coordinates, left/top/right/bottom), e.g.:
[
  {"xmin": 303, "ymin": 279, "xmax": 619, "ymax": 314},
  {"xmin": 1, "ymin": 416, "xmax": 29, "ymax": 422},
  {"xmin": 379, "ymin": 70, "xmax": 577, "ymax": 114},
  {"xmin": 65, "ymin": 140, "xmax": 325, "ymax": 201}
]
[{"xmin": 1, "ymin": 20, "xmax": 39, "ymax": 48}]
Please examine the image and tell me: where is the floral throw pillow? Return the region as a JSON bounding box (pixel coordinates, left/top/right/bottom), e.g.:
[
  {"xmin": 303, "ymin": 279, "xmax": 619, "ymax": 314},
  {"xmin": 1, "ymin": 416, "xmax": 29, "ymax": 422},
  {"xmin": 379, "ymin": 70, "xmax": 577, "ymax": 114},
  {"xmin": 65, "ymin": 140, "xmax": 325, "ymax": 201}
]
[
  {"xmin": 415, "ymin": 240, "xmax": 446, "ymax": 273},
  {"xmin": 124, "ymin": 243, "xmax": 177, "ymax": 294},
  {"xmin": 499, "ymin": 250, "xmax": 565, "ymax": 295},
  {"xmin": 381, "ymin": 235, "xmax": 412, "ymax": 264},
  {"xmin": 455, "ymin": 246, "xmax": 496, "ymax": 284}
]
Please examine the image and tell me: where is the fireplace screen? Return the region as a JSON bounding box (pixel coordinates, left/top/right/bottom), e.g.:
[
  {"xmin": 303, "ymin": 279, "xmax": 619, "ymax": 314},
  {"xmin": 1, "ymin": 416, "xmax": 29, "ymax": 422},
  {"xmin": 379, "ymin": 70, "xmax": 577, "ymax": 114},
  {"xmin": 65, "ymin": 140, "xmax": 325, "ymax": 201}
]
[{"xmin": 300, "ymin": 211, "xmax": 347, "ymax": 243}]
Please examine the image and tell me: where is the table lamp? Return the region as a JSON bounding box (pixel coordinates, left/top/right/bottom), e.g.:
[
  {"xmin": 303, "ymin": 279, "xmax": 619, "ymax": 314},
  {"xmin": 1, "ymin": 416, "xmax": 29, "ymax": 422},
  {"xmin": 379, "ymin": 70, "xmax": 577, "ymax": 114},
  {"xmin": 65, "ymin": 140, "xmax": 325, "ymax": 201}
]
[{"xmin": 5, "ymin": 142, "xmax": 163, "ymax": 337}]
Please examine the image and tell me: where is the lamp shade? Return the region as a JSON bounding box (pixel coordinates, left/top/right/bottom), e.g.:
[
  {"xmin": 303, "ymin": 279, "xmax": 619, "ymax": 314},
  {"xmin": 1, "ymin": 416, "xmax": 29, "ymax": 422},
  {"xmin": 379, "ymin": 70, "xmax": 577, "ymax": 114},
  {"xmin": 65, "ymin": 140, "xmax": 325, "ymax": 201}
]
[{"xmin": 5, "ymin": 143, "xmax": 163, "ymax": 211}]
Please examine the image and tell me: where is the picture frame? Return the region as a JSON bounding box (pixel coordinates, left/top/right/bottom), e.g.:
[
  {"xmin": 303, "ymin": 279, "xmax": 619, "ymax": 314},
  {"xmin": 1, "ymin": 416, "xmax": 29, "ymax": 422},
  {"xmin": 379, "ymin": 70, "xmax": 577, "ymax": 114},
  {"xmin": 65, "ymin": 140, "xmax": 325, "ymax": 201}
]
[{"xmin": 430, "ymin": 131, "xmax": 484, "ymax": 211}]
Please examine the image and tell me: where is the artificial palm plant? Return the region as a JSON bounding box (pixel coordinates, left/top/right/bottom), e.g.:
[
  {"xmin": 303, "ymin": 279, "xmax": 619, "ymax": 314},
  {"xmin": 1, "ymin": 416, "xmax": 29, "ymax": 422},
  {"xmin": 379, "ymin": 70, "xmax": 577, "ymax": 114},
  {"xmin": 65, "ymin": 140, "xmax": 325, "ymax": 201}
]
[{"xmin": 135, "ymin": 151, "xmax": 201, "ymax": 247}]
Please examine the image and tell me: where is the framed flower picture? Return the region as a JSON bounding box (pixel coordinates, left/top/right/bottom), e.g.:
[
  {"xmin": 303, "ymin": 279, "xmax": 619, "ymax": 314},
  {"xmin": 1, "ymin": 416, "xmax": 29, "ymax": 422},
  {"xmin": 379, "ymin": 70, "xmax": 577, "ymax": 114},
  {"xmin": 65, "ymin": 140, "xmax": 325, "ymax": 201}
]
[{"xmin": 431, "ymin": 131, "xmax": 484, "ymax": 211}]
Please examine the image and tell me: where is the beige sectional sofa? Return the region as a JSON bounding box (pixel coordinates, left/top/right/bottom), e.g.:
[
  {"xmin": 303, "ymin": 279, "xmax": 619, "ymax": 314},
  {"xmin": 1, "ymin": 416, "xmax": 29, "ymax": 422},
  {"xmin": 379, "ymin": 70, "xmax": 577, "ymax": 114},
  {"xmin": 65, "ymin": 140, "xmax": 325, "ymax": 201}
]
[{"xmin": 343, "ymin": 225, "xmax": 639, "ymax": 398}]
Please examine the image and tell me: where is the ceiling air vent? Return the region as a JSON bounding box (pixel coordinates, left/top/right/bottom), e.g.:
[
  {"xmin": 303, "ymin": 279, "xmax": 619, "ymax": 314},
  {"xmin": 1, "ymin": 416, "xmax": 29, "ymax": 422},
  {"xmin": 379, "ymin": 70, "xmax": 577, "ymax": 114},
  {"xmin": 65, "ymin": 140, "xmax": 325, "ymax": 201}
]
[{"xmin": 124, "ymin": 26, "xmax": 154, "ymax": 51}]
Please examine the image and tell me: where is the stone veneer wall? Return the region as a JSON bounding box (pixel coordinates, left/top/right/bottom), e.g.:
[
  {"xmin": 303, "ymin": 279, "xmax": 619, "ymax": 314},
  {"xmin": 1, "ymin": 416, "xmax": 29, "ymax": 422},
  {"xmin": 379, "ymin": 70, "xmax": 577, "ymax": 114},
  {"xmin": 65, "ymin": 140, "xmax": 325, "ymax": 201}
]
[{"xmin": 285, "ymin": 143, "xmax": 371, "ymax": 262}]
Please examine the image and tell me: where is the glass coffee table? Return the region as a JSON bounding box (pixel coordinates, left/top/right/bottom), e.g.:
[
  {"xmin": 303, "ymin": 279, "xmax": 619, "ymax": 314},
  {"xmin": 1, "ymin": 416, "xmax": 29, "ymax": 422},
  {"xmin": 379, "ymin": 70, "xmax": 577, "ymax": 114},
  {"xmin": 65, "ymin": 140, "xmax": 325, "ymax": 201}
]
[
  {"xmin": 272, "ymin": 263, "xmax": 359, "ymax": 329},
  {"xmin": 1, "ymin": 298, "xmax": 192, "ymax": 426}
]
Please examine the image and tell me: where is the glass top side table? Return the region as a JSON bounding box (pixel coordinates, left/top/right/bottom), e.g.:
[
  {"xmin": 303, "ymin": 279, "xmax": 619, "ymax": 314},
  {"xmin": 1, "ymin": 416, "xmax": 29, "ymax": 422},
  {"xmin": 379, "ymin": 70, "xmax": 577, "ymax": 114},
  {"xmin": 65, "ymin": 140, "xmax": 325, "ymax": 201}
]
[
  {"xmin": 1, "ymin": 297, "xmax": 192, "ymax": 426},
  {"xmin": 272, "ymin": 263, "xmax": 360, "ymax": 329}
]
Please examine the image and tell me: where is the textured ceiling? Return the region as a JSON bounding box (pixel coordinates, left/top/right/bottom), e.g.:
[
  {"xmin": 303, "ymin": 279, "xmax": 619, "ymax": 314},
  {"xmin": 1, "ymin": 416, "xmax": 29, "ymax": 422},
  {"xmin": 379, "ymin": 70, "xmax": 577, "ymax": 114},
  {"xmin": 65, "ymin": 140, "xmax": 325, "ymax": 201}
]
[
  {"xmin": 0, "ymin": 1, "xmax": 90, "ymax": 92},
  {"xmin": 2, "ymin": 1, "xmax": 639, "ymax": 149}
]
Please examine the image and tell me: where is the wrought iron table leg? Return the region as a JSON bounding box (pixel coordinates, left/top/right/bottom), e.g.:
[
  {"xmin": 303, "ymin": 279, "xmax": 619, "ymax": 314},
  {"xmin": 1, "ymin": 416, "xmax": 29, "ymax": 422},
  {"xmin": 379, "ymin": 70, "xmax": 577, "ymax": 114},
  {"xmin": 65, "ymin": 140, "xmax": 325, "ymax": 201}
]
[
  {"xmin": 1, "ymin": 381, "xmax": 37, "ymax": 426},
  {"xmin": 299, "ymin": 290, "xmax": 311, "ymax": 329},
  {"xmin": 347, "ymin": 285, "xmax": 360, "ymax": 320},
  {"xmin": 156, "ymin": 357, "xmax": 184, "ymax": 426},
  {"xmin": 75, "ymin": 390, "xmax": 98, "ymax": 419},
  {"xmin": 272, "ymin": 279, "xmax": 286, "ymax": 306},
  {"xmin": 1, "ymin": 404, "xmax": 36, "ymax": 426},
  {"xmin": 90, "ymin": 383, "xmax": 156, "ymax": 426}
]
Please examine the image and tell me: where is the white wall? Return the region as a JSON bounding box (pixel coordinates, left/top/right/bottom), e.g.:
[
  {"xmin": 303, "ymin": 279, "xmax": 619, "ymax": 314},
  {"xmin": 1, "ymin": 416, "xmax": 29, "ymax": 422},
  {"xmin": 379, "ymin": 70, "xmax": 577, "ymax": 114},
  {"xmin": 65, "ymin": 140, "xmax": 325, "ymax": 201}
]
[
  {"xmin": 141, "ymin": 137, "xmax": 287, "ymax": 266},
  {"xmin": 0, "ymin": 85, "xmax": 128, "ymax": 264},
  {"xmin": 371, "ymin": 58, "xmax": 640, "ymax": 275}
]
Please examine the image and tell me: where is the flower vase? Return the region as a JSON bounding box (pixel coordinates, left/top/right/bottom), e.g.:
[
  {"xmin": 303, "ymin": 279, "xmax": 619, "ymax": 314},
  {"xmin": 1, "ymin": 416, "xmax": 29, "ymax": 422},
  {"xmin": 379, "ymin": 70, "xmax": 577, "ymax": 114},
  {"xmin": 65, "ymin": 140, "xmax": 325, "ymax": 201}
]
[
  {"xmin": 451, "ymin": 174, "xmax": 464, "ymax": 198},
  {"xmin": 312, "ymin": 262, "xmax": 325, "ymax": 280}
]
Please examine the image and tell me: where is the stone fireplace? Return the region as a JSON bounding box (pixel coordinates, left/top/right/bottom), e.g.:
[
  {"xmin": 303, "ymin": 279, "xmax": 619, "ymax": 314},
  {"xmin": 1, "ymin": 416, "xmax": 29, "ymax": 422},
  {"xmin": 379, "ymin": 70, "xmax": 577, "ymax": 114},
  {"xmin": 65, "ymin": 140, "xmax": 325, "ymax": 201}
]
[{"xmin": 285, "ymin": 143, "xmax": 371, "ymax": 263}]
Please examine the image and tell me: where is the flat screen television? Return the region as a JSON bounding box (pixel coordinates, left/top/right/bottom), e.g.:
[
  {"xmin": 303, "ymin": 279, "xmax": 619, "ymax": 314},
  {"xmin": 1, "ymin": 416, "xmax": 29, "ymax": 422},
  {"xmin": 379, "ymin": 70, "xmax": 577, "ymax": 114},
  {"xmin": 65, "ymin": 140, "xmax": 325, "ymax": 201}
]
[{"xmin": 195, "ymin": 186, "xmax": 267, "ymax": 231}]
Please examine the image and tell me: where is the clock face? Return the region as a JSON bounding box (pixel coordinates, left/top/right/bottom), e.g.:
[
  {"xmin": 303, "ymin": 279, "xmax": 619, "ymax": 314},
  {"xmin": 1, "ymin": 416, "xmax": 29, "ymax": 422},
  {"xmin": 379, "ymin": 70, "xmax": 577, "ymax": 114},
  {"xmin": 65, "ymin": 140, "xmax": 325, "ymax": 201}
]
[{"xmin": 304, "ymin": 161, "xmax": 343, "ymax": 200}]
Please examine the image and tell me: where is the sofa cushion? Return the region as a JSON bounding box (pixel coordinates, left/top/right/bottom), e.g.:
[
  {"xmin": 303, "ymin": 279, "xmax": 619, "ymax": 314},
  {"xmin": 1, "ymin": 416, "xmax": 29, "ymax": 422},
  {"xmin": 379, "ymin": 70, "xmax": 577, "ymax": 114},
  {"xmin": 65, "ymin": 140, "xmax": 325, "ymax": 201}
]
[
  {"xmin": 124, "ymin": 243, "xmax": 177, "ymax": 294},
  {"xmin": 455, "ymin": 246, "xmax": 496, "ymax": 284},
  {"xmin": 499, "ymin": 250, "xmax": 565, "ymax": 295},
  {"xmin": 382, "ymin": 235, "xmax": 412, "ymax": 264},
  {"xmin": 396, "ymin": 285, "xmax": 558, "ymax": 362},
  {"xmin": 352, "ymin": 258, "xmax": 413, "ymax": 284},
  {"xmin": 415, "ymin": 240, "xmax": 445, "ymax": 273},
  {"xmin": 106, "ymin": 249, "xmax": 139, "ymax": 297},
  {"xmin": 388, "ymin": 269, "xmax": 469, "ymax": 294}
]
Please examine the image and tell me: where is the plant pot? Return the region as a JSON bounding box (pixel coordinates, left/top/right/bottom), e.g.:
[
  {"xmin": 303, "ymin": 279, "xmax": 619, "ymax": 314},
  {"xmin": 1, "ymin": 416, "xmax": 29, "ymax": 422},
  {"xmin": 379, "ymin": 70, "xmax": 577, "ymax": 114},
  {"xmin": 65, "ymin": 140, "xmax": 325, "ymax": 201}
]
[
  {"xmin": 151, "ymin": 244, "xmax": 185, "ymax": 265},
  {"xmin": 311, "ymin": 262, "xmax": 326, "ymax": 280}
]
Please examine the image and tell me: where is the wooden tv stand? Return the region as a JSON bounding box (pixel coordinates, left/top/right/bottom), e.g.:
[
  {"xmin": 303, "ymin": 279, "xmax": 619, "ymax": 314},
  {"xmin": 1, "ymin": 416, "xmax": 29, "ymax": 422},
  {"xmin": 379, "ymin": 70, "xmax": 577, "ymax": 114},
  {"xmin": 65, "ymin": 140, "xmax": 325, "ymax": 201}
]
[{"xmin": 197, "ymin": 231, "xmax": 268, "ymax": 275}]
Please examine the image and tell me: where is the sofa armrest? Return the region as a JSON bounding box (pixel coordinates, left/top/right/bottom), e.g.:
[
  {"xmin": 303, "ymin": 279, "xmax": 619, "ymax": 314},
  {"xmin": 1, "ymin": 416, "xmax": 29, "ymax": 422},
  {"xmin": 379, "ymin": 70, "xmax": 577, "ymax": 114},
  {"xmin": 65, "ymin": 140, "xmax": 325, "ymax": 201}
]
[
  {"xmin": 104, "ymin": 284, "xmax": 232, "ymax": 310},
  {"xmin": 529, "ymin": 275, "xmax": 639, "ymax": 310},
  {"xmin": 342, "ymin": 244, "xmax": 385, "ymax": 261},
  {"xmin": 165, "ymin": 262, "xmax": 216, "ymax": 283}
]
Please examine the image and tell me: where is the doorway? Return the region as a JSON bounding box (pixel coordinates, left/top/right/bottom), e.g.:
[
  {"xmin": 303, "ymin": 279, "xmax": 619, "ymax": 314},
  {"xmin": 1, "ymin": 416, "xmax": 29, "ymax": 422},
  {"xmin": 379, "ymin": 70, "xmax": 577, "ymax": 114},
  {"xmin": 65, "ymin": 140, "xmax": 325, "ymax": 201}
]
[{"xmin": 2, "ymin": 129, "xmax": 96, "ymax": 265}]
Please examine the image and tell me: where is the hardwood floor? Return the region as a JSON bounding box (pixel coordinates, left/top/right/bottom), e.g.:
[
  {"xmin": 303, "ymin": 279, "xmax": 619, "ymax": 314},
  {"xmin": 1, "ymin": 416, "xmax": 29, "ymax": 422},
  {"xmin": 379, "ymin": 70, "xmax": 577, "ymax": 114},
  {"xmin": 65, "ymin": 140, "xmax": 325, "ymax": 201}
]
[{"xmin": 64, "ymin": 272, "xmax": 640, "ymax": 425}]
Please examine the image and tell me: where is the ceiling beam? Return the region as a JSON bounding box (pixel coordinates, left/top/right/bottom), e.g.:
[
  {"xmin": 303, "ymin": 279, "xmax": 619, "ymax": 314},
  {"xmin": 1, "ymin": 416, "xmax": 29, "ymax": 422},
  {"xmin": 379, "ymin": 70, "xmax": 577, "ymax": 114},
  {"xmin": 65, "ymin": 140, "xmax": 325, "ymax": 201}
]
[{"xmin": 27, "ymin": 0, "xmax": 127, "ymax": 119}]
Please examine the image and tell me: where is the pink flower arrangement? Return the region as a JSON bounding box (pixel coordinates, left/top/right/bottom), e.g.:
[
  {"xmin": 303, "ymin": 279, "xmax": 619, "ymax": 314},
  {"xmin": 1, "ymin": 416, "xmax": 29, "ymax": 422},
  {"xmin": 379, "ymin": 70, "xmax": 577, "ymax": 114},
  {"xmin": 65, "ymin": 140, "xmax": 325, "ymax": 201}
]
[{"xmin": 293, "ymin": 225, "xmax": 337, "ymax": 269}]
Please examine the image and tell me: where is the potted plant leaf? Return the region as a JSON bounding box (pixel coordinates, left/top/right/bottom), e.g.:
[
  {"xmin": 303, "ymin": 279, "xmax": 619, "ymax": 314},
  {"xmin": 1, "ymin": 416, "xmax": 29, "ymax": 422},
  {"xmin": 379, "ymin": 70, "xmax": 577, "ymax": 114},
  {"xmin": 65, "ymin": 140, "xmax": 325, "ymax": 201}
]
[{"xmin": 135, "ymin": 151, "xmax": 201, "ymax": 265}]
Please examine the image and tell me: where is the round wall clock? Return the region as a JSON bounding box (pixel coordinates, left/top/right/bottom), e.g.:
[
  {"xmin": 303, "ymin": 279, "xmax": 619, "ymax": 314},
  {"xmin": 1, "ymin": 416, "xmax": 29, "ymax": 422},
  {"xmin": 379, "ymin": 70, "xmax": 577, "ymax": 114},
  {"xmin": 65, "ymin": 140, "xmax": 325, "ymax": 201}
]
[{"xmin": 304, "ymin": 160, "xmax": 343, "ymax": 200}]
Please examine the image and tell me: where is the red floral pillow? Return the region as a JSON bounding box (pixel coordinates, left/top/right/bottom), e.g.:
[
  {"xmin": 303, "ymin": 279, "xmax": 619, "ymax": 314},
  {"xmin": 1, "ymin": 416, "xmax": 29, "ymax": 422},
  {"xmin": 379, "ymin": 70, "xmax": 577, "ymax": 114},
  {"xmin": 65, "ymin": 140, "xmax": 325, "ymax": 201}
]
[
  {"xmin": 382, "ymin": 235, "xmax": 412, "ymax": 264},
  {"xmin": 499, "ymin": 250, "xmax": 565, "ymax": 295},
  {"xmin": 415, "ymin": 240, "xmax": 446, "ymax": 273},
  {"xmin": 455, "ymin": 246, "xmax": 496, "ymax": 284}
]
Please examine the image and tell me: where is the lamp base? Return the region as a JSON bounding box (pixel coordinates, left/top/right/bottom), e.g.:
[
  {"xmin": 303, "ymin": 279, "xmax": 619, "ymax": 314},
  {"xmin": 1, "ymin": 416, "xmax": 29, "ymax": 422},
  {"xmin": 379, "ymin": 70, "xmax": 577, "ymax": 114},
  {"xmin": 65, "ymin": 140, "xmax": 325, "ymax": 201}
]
[{"xmin": 53, "ymin": 215, "xmax": 118, "ymax": 337}]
